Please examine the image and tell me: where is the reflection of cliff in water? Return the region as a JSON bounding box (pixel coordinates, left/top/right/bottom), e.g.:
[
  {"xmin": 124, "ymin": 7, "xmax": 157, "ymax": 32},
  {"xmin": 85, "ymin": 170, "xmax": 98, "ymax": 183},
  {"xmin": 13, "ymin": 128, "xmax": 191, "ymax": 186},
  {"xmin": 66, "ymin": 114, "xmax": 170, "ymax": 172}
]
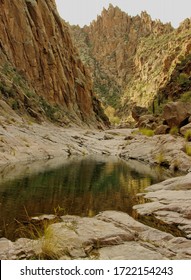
[{"xmin": 0, "ymin": 156, "xmax": 176, "ymax": 240}]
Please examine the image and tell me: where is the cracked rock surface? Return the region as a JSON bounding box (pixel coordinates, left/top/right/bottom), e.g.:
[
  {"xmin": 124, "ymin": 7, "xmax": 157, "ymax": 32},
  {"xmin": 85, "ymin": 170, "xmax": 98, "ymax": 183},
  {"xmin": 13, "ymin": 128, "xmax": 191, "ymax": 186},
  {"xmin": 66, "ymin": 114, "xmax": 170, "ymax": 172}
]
[{"xmin": 1, "ymin": 211, "xmax": 191, "ymax": 260}]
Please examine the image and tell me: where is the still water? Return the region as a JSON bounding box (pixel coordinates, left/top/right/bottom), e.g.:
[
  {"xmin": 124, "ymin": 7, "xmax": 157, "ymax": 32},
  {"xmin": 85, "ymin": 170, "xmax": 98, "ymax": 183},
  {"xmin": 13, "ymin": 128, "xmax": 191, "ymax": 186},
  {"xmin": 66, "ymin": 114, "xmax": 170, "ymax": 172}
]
[{"xmin": 0, "ymin": 156, "xmax": 171, "ymax": 240}]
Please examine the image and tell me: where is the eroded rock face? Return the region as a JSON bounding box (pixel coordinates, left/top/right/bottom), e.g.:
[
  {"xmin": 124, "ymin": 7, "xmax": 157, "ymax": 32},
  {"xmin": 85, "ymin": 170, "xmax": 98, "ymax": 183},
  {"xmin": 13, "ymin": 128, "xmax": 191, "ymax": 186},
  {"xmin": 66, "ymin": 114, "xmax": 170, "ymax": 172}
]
[
  {"xmin": 70, "ymin": 5, "xmax": 173, "ymax": 109},
  {"xmin": 70, "ymin": 5, "xmax": 191, "ymax": 121},
  {"xmin": 121, "ymin": 19, "xmax": 191, "ymax": 114},
  {"xmin": 1, "ymin": 211, "xmax": 191, "ymax": 260},
  {"xmin": 0, "ymin": 0, "xmax": 108, "ymax": 127},
  {"xmin": 158, "ymin": 46, "xmax": 191, "ymax": 102}
]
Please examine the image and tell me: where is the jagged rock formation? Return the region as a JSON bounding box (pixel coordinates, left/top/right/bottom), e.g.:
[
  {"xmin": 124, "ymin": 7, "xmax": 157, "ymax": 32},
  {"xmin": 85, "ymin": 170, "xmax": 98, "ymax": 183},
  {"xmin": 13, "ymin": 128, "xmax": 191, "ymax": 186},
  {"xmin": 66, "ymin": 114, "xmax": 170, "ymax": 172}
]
[
  {"xmin": 0, "ymin": 0, "xmax": 108, "ymax": 127},
  {"xmin": 70, "ymin": 4, "xmax": 191, "ymax": 122}
]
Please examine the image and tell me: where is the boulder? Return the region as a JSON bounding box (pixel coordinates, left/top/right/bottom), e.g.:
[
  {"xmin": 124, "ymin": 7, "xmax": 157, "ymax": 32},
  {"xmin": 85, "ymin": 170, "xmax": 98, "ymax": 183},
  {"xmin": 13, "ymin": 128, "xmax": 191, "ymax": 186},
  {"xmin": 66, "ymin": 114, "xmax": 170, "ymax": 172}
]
[
  {"xmin": 163, "ymin": 101, "xmax": 191, "ymax": 128},
  {"xmin": 137, "ymin": 114, "xmax": 158, "ymax": 129},
  {"xmin": 155, "ymin": 124, "xmax": 170, "ymax": 135},
  {"xmin": 132, "ymin": 106, "xmax": 148, "ymax": 122},
  {"xmin": 0, "ymin": 238, "xmax": 14, "ymax": 259}
]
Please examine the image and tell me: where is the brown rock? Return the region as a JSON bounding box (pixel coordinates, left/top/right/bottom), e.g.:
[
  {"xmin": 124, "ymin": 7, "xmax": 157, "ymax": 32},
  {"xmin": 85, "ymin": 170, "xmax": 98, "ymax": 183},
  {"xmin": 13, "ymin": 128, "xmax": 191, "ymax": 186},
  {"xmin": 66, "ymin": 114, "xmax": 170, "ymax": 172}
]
[
  {"xmin": 137, "ymin": 114, "xmax": 157, "ymax": 128},
  {"xmin": 132, "ymin": 106, "xmax": 148, "ymax": 122},
  {"xmin": 163, "ymin": 101, "xmax": 191, "ymax": 128},
  {"xmin": 98, "ymin": 242, "xmax": 166, "ymax": 260},
  {"xmin": 0, "ymin": 238, "xmax": 14, "ymax": 259},
  {"xmin": 0, "ymin": 0, "xmax": 108, "ymax": 127},
  {"xmin": 155, "ymin": 124, "xmax": 170, "ymax": 135},
  {"xmin": 70, "ymin": 5, "xmax": 191, "ymax": 123},
  {"xmin": 70, "ymin": 5, "xmax": 173, "ymax": 113}
]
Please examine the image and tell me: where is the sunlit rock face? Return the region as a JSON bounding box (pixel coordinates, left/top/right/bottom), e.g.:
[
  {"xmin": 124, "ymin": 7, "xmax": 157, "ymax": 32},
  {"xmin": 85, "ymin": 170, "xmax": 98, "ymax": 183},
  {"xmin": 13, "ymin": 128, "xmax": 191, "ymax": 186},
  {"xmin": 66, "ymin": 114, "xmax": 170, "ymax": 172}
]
[
  {"xmin": 70, "ymin": 5, "xmax": 191, "ymax": 120},
  {"xmin": 0, "ymin": 0, "xmax": 108, "ymax": 127}
]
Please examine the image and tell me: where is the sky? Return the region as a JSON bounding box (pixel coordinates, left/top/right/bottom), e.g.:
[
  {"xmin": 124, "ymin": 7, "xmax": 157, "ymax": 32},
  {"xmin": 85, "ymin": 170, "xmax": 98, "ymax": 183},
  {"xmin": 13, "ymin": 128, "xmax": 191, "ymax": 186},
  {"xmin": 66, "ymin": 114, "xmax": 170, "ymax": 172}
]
[{"xmin": 55, "ymin": 0, "xmax": 191, "ymax": 28}]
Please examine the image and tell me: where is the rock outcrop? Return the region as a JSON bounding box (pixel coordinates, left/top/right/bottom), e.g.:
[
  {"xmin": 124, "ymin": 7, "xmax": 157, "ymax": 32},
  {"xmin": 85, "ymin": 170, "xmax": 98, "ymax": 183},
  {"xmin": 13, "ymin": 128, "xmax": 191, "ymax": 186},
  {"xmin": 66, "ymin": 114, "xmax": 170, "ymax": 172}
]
[
  {"xmin": 134, "ymin": 173, "xmax": 191, "ymax": 239},
  {"xmin": 124, "ymin": 19, "xmax": 191, "ymax": 115},
  {"xmin": 1, "ymin": 211, "xmax": 191, "ymax": 260},
  {"xmin": 70, "ymin": 5, "xmax": 191, "ymax": 122},
  {"xmin": 131, "ymin": 105, "xmax": 148, "ymax": 122},
  {"xmin": 119, "ymin": 133, "xmax": 191, "ymax": 172},
  {"xmin": 70, "ymin": 5, "xmax": 172, "ymax": 109},
  {"xmin": 158, "ymin": 53, "xmax": 191, "ymax": 102},
  {"xmin": 163, "ymin": 101, "xmax": 191, "ymax": 128},
  {"xmin": 0, "ymin": 0, "xmax": 108, "ymax": 127}
]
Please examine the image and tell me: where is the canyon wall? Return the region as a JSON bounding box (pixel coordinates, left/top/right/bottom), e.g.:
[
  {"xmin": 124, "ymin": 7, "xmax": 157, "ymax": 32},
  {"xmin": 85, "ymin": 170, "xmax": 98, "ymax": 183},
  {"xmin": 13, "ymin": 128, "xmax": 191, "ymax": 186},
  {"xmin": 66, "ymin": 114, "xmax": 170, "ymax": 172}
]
[
  {"xmin": 71, "ymin": 4, "xmax": 191, "ymax": 122},
  {"xmin": 0, "ymin": 0, "xmax": 108, "ymax": 127}
]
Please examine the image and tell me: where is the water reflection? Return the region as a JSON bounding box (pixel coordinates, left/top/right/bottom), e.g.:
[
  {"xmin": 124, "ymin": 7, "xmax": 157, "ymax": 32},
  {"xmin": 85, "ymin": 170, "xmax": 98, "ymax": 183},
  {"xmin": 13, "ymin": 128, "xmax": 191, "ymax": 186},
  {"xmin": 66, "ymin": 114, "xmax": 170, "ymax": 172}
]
[{"xmin": 0, "ymin": 156, "xmax": 171, "ymax": 240}]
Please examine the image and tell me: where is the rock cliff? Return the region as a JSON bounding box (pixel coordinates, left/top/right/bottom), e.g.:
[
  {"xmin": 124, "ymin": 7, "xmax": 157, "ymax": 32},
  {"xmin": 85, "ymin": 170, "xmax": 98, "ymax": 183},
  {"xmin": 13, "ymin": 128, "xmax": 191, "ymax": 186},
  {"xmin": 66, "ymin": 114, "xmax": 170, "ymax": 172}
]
[
  {"xmin": 124, "ymin": 18, "xmax": 191, "ymax": 116},
  {"xmin": 0, "ymin": 0, "xmax": 108, "ymax": 127},
  {"xmin": 70, "ymin": 4, "xmax": 191, "ymax": 122}
]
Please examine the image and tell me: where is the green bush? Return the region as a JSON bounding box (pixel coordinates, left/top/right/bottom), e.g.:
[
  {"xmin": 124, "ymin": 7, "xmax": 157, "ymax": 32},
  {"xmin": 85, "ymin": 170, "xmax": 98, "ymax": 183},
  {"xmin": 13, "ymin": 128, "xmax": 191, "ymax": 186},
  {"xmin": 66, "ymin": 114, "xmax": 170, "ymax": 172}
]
[
  {"xmin": 177, "ymin": 73, "xmax": 190, "ymax": 86},
  {"xmin": 184, "ymin": 130, "xmax": 191, "ymax": 141},
  {"xmin": 139, "ymin": 128, "xmax": 154, "ymax": 137},
  {"xmin": 40, "ymin": 97, "xmax": 61, "ymax": 121},
  {"xmin": 170, "ymin": 126, "xmax": 179, "ymax": 135},
  {"xmin": 155, "ymin": 152, "xmax": 170, "ymax": 167},
  {"xmin": 180, "ymin": 91, "xmax": 191, "ymax": 102},
  {"xmin": 184, "ymin": 144, "xmax": 191, "ymax": 156}
]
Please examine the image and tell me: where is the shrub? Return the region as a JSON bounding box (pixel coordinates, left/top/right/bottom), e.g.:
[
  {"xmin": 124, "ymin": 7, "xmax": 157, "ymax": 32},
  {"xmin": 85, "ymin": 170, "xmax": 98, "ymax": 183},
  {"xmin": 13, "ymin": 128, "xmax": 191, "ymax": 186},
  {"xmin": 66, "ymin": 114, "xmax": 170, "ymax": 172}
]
[
  {"xmin": 40, "ymin": 225, "xmax": 61, "ymax": 259},
  {"xmin": 104, "ymin": 105, "xmax": 120, "ymax": 125},
  {"xmin": 40, "ymin": 97, "xmax": 61, "ymax": 121},
  {"xmin": 180, "ymin": 91, "xmax": 191, "ymax": 102},
  {"xmin": 177, "ymin": 73, "xmax": 190, "ymax": 86},
  {"xmin": 169, "ymin": 126, "xmax": 179, "ymax": 135},
  {"xmin": 184, "ymin": 130, "xmax": 191, "ymax": 141},
  {"xmin": 155, "ymin": 152, "xmax": 170, "ymax": 167},
  {"xmin": 148, "ymin": 98, "xmax": 166, "ymax": 115},
  {"xmin": 139, "ymin": 128, "xmax": 154, "ymax": 137},
  {"xmin": 184, "ymin": 144, "xmax": 191, "ymax": 156}
]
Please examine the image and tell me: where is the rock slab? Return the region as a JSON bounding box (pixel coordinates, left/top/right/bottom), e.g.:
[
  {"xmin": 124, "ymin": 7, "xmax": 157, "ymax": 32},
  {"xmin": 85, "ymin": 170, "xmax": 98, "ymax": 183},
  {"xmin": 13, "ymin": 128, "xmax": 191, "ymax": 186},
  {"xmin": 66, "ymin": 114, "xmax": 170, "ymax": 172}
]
[
  {"xmin": 134, "ymin": 173, "xmax": 191, "ymax": 238},
  {"xmin": 1, "ymin": 211, "xmax": 191, "ymax": 260}
]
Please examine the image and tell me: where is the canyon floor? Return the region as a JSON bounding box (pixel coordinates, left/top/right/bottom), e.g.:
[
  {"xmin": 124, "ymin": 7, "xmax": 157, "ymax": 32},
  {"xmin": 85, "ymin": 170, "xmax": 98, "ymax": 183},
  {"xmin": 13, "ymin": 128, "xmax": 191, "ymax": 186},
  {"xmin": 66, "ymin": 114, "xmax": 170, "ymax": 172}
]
[{"xmin": 1, "ymin": 116, "xmax": 191, "ymax": 259}]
